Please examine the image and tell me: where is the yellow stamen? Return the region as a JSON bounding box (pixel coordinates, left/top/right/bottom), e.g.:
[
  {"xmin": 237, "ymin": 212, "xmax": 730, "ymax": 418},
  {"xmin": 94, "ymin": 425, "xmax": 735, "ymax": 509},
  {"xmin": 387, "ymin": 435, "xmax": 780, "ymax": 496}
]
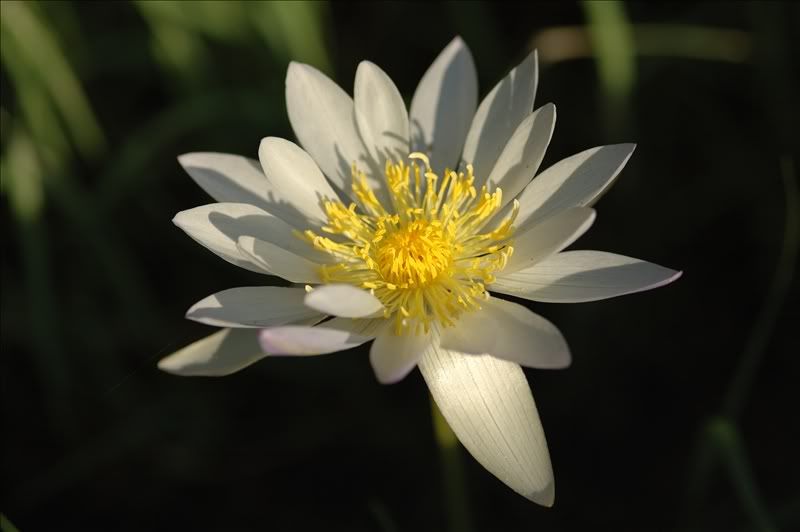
[{"xmin": 303, "ymin": 153, "xmax": 517, "ymax": 335}]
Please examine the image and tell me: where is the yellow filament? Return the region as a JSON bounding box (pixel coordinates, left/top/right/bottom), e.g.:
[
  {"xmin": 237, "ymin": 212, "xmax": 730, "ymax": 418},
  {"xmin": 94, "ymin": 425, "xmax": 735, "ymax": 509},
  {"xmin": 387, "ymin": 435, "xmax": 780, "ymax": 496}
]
[{"xmin": 304, "ymin": 153, "xmax": 518, "ymax": 335}]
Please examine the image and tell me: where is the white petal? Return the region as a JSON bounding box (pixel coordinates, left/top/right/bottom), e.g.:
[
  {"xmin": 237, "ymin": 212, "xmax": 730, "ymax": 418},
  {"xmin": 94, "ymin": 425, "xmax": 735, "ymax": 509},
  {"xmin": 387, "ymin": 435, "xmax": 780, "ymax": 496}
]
[
  {"xmin": 158, "ymin": 328, "xmax": 264, "ymax": 377},
  {"xmin": 491, "ymin": 250, "xmax": 682, "ymax": 303},
  {"xmin": 514, "ymin": 144, "xmax": 637, "ymax": 229},
  {"xmin": 236, "ymin": 236, "xmax": 319, "ymax": 284},
  {"xmin": 503, "ymin": 207, "xmax": 595, "ymax": 274},
  {"xmin": 419, "ymin": 329, "xmax": 555, "ymax": 505},
  {"xmin": 304, "ymin": 284, "xmax": 384, "ymax": 318},
  {"xmin": 178, "ymin": 152, "xmax": 309, "ymax": 229},
  {"xmin": 440, "ymin": 297, "xmax": 570, "ymax": 369},
  {"xmin": 285, "ymin": 62, "xmax": 378, "ymax": 197},
  {"xmin": 174, "ymin": 202, "xmax": 326, "ymax": 266},
  {"xmin": 463, "ymin": 50, "xmax": 538, "ymax": 181},
  {"xmin": 259, "ymin": 317, "xmax": 383, "ymax": 356},
  {"xmin": 258, "ymin": 137, "xmax": 338, "ymax": 224},
  {"xmin": 354, "ymin": 61, "xmax": 410, "ymax": 165},
  {"xmin": 369, "ymin": 328, "xmax": 431, "ymax": 384},
  {"xmin": 323, "ymin": 316, "xmax": 387, "ymax": 337},
  {"xmin": 186, "ymin": 286, "xmax": 322, "ymax": 328},
  {"xmin": 410, "ymin": 37, "xmax": 478, "ymax": 172},
  {"xmin": 173, "ymin": 202, "xmax": 284, "ymax": 274},
  {"xmin": 487, "ymin": 103, "xmax": 556, "ymax": 207}
]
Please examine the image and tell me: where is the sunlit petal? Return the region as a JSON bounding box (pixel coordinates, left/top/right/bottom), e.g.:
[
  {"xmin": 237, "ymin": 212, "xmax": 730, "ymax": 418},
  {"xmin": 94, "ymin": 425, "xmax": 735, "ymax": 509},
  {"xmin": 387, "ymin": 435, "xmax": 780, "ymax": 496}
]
[{"xmin": 419, "ymin": 329, "xmax": 555, "ymax": 505}]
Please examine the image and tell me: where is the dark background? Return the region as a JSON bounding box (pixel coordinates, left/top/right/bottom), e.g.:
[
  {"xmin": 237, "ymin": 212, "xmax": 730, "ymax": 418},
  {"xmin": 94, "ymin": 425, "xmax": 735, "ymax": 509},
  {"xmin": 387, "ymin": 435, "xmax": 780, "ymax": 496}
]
[{"xmin": 2, "ymin": 1, "xmax": 798, "ymax": 531}]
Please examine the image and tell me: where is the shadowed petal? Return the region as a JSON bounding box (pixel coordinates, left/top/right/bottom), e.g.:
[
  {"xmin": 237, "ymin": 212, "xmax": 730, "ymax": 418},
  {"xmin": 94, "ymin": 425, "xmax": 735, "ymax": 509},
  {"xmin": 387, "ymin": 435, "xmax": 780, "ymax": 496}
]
[
  {"xmin": 513, "ymin": 144, "xmax": 637, "ymax": 230},
  {"xmin": 173, "ymin": 202, "xmax": 289, "ymax": 274},
  {"xmin": 158, "ymin": 328, "xmax": 265, "ymax": 377},
  {"xmin": 354, "ymin": 61, "xmax": 410, "ymax": 165},
  {"xmin": 410, "ymin": 37, "xmax": 477, "ymax": 172},
  {"xmin": 258, "ymin": 137, "xmax": 338, "ymax": 224},
  {"xmin": 440, "ymin": 297, "xmax": 570, "ymax": 369},
  {"xmin": 487, "ymin": 103, "xmax": 556, "ymax": 208},
  {"xmin": 463, "ymin": 50, "xmax": 538, "ymax": 182},
  {"xmin": 503, "ymin": 207, "xmax": 595, "ymax": 274},
  {"xmin": 286, "ymin": 62, "xmax": 379, "ymax": 198},
  {"xmin": 236, "ymin": 236, "xmax": 320, "ymax": 284},
  {"xmin": 492, "ymin": 250, "xmax": 682, "ymax": 302},
  {"xmin": 178, "ymin": 152, "xmax": 310, "ymax": 229},
  {"xmin": 186, "ymin": 286, "xmax": 322, "ymax": 328},
  {"xmin": 370, "ymin": 328, "xmax": 431, "ymax": 384}
]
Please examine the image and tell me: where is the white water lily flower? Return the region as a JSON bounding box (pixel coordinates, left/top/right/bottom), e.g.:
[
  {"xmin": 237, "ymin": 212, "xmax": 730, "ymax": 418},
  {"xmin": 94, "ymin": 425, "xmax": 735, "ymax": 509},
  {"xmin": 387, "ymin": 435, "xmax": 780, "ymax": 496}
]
[{"xmin": 159, "ymin": 37, "xmax": 681, "ymax": 505}]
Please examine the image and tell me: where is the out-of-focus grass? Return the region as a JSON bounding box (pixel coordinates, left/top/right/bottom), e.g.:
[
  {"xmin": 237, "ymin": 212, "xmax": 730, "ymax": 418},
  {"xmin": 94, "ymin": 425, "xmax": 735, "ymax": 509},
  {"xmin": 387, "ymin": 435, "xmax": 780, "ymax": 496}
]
[
  {"xmin": 534, "ymin": 24, "xmax": 751, "ymax": 65},
  {"xmin": 1, "ymin": 1, "xmax": 106, "ymax": 161},
  {"xmin": 582, "ymin": 0, "xmax": 635, "ymax": 135}
]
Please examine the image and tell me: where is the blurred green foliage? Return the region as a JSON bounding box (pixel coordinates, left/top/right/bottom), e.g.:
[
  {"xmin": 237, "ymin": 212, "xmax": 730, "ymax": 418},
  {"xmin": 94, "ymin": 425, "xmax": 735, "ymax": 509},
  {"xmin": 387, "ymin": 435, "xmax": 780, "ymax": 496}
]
[{"xmin": 1, "ymin": 1, "xmax": 798, "ymax": 531}]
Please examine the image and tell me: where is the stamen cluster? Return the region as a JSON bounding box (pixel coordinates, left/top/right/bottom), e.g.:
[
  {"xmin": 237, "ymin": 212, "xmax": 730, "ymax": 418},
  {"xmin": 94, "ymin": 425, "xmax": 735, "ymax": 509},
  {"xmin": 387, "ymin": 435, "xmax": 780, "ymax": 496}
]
[{"xmin": 303, "ymin": 153, "xmax": 518, "ymax": 334}]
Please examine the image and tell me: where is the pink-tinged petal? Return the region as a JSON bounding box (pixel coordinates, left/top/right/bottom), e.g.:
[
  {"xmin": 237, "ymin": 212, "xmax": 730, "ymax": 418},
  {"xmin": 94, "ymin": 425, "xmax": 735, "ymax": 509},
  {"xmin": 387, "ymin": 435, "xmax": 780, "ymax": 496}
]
[{"xmin": 259, "ymin": 318, "xmax": 383, "ymax": 356}]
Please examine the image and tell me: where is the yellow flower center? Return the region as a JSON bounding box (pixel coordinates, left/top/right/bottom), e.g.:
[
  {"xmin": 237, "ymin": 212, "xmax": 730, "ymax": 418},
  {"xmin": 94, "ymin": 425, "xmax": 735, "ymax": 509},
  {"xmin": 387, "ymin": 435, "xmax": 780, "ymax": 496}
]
[
  {"xmin": 375, "ymin": 219, "xmax": 453, "ymax": 287},
  {"xmin": 302, "ymin": 153, "xmax": 518, "ymax": 334}
]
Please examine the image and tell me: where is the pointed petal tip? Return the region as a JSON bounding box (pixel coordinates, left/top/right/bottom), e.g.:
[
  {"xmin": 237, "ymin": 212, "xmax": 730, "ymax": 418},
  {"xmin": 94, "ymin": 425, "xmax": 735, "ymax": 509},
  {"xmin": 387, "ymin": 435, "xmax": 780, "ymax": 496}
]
[
  {"xmin": 156, "ymin": 350, "xmax": 203, "ymax": 376},
  {"xmin": 370, "ymin": 353, "xmax": 420, "ymax": 385},
  {"xmin": 528, "ymin": 480, "xmax": 555, "ymax": 507},
  {"xmin": 171, "ymin": 210, "xmax": 186, "ymax": 227},
  {"xmin": 667, "ymin": 269, "xmax": 684, "ymax": 284},
  {"xmin": 355, "ymin": 59, "xmax": 378, "ymax": 73},
  {"xmin": 374, "ymin": 370, "xmax": 407, "ymax": 386},
  {"xmin": 286, "ymin": 61, "xmax": 309, "ymax": 82},
  {"xmin": 586, "ymin": 207, "xmax": 597, "ymax": 223},
  {"xmin": 610, "ymin": 142, "xmax": 637, "ymax": 156},
  {"xmin": 555, "ymin": 354, "xmax": 572, "ymax": 370},
  {"xmin": 177, "ymin": 151, "xmax": 215, "ymax": 166},
  {"xmin": 540, "ymin": 102, "xmax": 557, "ymax": 118},
  {"xmin": 156, "ymin": 354, "xmax": 178, "ymax": 374}
]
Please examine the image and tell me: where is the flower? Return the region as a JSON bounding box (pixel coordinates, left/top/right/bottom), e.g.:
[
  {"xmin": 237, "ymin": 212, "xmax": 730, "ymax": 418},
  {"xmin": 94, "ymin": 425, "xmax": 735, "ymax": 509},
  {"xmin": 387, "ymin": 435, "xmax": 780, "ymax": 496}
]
[{"xmin": 159, "ymin": 37, "xmax": 681, "ymax": 505}]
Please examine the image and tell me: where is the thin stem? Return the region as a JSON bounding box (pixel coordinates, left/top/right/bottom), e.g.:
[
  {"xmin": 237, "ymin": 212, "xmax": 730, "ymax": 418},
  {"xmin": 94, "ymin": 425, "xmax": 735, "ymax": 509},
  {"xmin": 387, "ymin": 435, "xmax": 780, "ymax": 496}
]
[
  {"xmin": 430, "ymin": 396, "xmax": 473, "ymax": 532},
  {"xmin": 707, "ymin": 419, "xmax": 777, "ymax": 532},
  {"xmin": 724, "ymin": 156, "xmax": 798, "ymax": 419}
]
